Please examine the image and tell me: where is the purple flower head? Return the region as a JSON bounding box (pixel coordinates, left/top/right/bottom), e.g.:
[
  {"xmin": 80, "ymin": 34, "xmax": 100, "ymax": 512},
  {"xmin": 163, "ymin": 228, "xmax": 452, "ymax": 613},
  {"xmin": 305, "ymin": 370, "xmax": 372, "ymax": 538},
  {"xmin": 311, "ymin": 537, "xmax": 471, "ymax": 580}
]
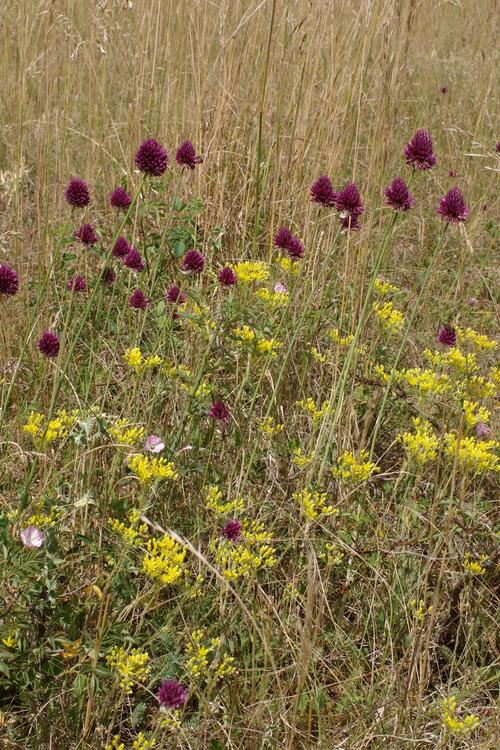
[
  {"xmin": 222, "ymin": 519, "xmax": 242, "ymax": 542},
  {"xmin": 274, "ymin": 282, "xmax": 287, "ymax": 293},
  {"xmin": 157, "ymin": 679, "xmax": 188, "ymax": 710},
  {"xmin": 475, "ymin": 422, "xmax": 492, "ymax": 439},
  {"xmin": 0, "ymin": 263, "xmax": 19, "ymax": 295},
  {"xmin": 76, "ymin": 223, "xmax": 98, "ymax": 246},
  {"xmin": 112, "ymin": 236, "xmax": 131, "ymax": 259},
  {"xmin": 135, "ymin": 139, "xmax": 168, "ymax": 176},
  {"xmin": 310, "ymin": 175, "xmax": 337, "ymax": 207},
  {"xmin": 448, "ymin": 171, "xmax": 457, "ymax": 178},
  {"xmin": 65, "ymin": 177, "xmax": 90, "ymax": 208},
  {"xmin": 218, "ymin": 266, "xmax": 237, "ymax": 287},
  {"xmin": 335, "ymin": 183, "xmax": 363, "ymax": 217},
  {"xmin": 20, "ymin": 526, "xmax": 46, "ymax": 549},
  {"xmin": 209, "ymin": 401, "xmax": 230, "ymax": 422},
  {"xmin": 67, "ymin": 275, "xmax": 86, "ymax": 292},
  {"xmin": 404, "ymin": 129, "xmax": 436, "ymax": 170},
  {"xmin": 144, "ymin": 435, "xmax": 165, "ymax": 453},
  {"xmin": 384, "ymin": 177, "xmax": 415, "ymax": 212},
  {"xmin": 110, "ymin": 186, "xmax": 132, "ymax": 210},
  {"xmin": 440, "ymin": 86, "xmax": 448, "ymax": 94},
  {"xmin": 437, "ymin": 324, "xmax": 457, "ymax": 347},
  {"xmin": 339, "ymin": 213, "xmax": 361, "ymax": 231},
  {"xmin": 437, "ymin": 187, "xmax": 469, "ymax": 224},
  {"xmin": 273, "ymin": 226, "xmax": 304, "ymax": 259},
  {"xmin": 176, "ymin": 140, "xmax": 203, "ymax": 170},
  {"xmin": 38, "ymin": 330, "xmax": 60, "ymax": 358},
  {"xmin": 124, "ymin": 248, "xmax": 145, "ymax": 272},
  {"xmin": 166, "ymin": 285, "xmax": 187, "ymax": 304},
  {"xmin": 182, "ymin": 249, "xmax": 205, "ymax": 274},
  {"xmin": 495, "ymin": 143, "xmax": 500, "ymax": 152},
  {"xmin": 129, "ymin": 289, "xmax": 148, "ymax": 309},
  {"xmin": 467, "ymin": 297, "xmax": 478, "ymax": 307},
  {"xmin": 102, "ymin": 267, "xmax": 116, "ymax": 285}
]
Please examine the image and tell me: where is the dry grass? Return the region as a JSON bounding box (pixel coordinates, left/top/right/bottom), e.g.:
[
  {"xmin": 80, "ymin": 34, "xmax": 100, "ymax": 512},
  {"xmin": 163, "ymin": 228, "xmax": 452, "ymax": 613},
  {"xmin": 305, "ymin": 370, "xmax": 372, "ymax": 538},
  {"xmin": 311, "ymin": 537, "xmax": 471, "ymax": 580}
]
[{"xmin": 0, "ymin": 1, "xmax": 499, "ymax": 749}]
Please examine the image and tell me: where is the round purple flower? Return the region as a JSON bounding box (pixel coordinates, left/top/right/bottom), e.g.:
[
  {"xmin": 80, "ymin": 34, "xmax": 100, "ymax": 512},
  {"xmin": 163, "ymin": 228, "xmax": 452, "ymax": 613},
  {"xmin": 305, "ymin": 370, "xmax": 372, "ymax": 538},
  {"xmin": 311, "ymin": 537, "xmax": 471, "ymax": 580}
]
[
  {"xmin": 437, "ymin": 324, "xmax": 457, "ymax": 347},
  {"xmin": 0, "ymin": 263, "xmax": 19, "ymax": 295},
  {"xmin": 335, "ymin": 183, "xmax": 363, "ymax": 217},
  {"xmin": 440, "ymin": 86, "xmax": 448, "ymax": 94},
  {"xmin": 437, "ymin": 187, "xmax": 469, "ymax": 224},
  {"xmin": 64, "ymin": 177, "xmax": 90, "ymax": 208},
  {"xmin": 222, "ymin": 519, "xmax": 241, "ymax": 542},
  {"xmin": 404, "ymin": 129, "xmax": 436, "ymax": 170},
  {"xmin": 135, "ymin": 139, "xmax": 169, "ymax": 176},
  {"xmin": 310, "ymin": 175, "xmax": 337, "ymax": 207},
  {"xmin": 166, "ymin": 285, "xmax": 187, "ymax": 304},
  {"xmin": 129, "ymin": 289, "xmax": 148, "ymax": 309},
  {"xmin": 76, "ymin": 223, "xmax": 98, "ymax": 246},
  {"xmin": 273, "ymin": 226, "xmax": 304, "ymax": 259},
  {"xmin": 113, "ymin": 236, "xmax": 131, "ymax": 259},
  {"xmin": 384, "ymin": 177, "xmax": 414, "ymax": 212},
  {"xmin": 339, "ymin": 213, "xmax": 361, "ymax": 231},
  {"xmin": 475, "ymin": 422, "xmax": 492, "ymax": 439},
  {"xmin": 209, "ymin": 401, "xmax": 230, "ymax": 423},
  {"xmin": 157, "ymin": 679, "xmax": 188, "ymax": 710},
  {"xmin": 124, "ymin": 248, "xmax": 145, "ymax": 272},
  {"xmin": 176, "ymin": 140, "xmax": 203, "ymax": 170},
  {"xmin": 38, "ymin": 330, "xmax": 60, "ymax": 358},
  {"xmin": 218, "ymin": 266, "xmax": 237, "ymax": 287},
  {"xmin": 110, "ymin": 186, "xmax": 132, "ymax": 210},
  {"xmin": 495, "ymin": 143, "xmax": 500, "ymax": 152},
  {"xmin": 67, "ymin": 275, "xmax": 86, "ymax": 292},
  {"xmin": 182, "ymin": 249, "xmax": 205, "ymax": 274},
  {"xmin": 102, "ymin": 267, "xmax": 116, "ymax": 286}
]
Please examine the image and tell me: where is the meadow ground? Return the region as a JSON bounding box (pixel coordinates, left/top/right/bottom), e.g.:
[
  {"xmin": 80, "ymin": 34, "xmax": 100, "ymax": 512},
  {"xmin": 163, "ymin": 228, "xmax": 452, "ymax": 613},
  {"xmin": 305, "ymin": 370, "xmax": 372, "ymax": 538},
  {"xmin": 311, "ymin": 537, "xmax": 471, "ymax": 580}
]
[{"xmin": 0, "ymin": 1, "xmax": 499, "ymax": 748}]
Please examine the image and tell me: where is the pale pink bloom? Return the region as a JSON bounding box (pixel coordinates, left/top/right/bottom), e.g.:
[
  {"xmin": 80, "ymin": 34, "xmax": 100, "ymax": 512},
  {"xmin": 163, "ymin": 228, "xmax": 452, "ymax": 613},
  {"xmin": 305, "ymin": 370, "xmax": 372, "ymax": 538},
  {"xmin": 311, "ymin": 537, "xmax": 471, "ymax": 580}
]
[
  {"xmin": 274, "ymin": 282, "xmax": 288, "ymax": 294},
  {"xmin": 144, "ymin": 435, "xmax": 165, "ymax": 453},
  {"xmin": 475, "ymin": 422, "xmax": 492, "ymax": 439},
  {"xmin": 20, "ymin": 526, "xmax": 46, "ymax": 549},
  {"xmin": 468, "ymin": 297, "xmax": 478, "ymax": 306}
]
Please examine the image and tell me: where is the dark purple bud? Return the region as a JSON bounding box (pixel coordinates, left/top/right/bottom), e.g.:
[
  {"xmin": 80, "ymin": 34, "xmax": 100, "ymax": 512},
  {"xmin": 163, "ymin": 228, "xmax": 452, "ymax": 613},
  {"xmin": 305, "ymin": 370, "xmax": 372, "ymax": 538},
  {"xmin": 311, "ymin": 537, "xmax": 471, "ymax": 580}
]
[
  {"xmin": 65, "ymin": 178, "xmax": 90, "ymax": 207},
  {"xmin": 135, "ymin": 139, "xmax": 169, "ymax": 176},
  {"xmin": 218, "ymin": 267, "xmax": 237, "ymax": 287},
  {"xmin": 437, "ymin": 324, "xmax": 457, "ymax": 347},
  {"xmin": 157, "ymin": 679, "xmax": 188, "ymax": 710},
  {"xmin": 128, "ymin": 289, "xmax": 148, "ymax": 309},
  {"xmin": 38, "ymin": 331, "xmax": 60, "ymax": 358},
  {"xmin": 310, "ymin": 175, "xmax": 337, "ymax": 207},
  {"xmin": 124, "ymin": 248, "xmax": 145, "ymax": 272},
  {"xmin": 0, "ymin": 263, "xmax": 19, "ymax": 295},
  {"xmin": 222, "ymin": 519, "xmax": 242, "ymax": 542},
  {"xmin": 437, "ymin": 187, "xmax": 469, "ymax": 224},
  {"xmin": 404, "ymin": 129, "xmax": 437, "ymax": 170},
  {"xmin": 384, "ymin": 177, "xmax": 414, "ymax": 212},
  {"xmin": 182, "ymin": 249, "xmax": 205, "ymax": 273},
  {"xmin": 110, "ymin": 186, "xmax": 132, "ymax": 210},
  {"xmin": 76, "ymin": 223, "xmax": 98, "ymax": 246},
  {"xmin": 175, "ymin": 140, "xmax": 203, "ymax": 170}
]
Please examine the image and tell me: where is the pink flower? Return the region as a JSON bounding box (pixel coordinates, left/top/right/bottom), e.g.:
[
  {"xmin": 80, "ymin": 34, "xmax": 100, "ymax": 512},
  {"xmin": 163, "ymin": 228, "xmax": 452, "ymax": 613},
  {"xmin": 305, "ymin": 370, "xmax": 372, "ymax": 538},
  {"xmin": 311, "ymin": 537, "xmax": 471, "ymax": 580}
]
[
  {"xmin": 274, "ymin": 282, "xmax": 287, "ymax": 293},
  {"xmin": 20, "ymin": 526, "xmax": 46, "ymax": 549},
  {"xmin": 144, "ymin": 435, "xmax": 165, "ymax": 453}
]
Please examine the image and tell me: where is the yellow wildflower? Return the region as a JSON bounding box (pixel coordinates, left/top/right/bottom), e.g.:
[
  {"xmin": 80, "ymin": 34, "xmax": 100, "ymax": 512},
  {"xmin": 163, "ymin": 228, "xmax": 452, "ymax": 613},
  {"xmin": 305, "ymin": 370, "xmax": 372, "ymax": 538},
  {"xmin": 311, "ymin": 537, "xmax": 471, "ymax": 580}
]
[
  {"xmin": 296, "ymin": 397, "xmax": 330, "ymax": 423},
  {"xmin": 332, "ymin": 450, "xmax": 379, "ymax": 483},
  {"xmin": 400, "ymin": 418, "xmax": 439, "ymax": 466},
  {"xmin": 444, "ymin": 433, "xmax": 499, "ymax": 473},
  {"xmin": 127, "ymin": 454, "xmax": 178, "ymax": 484},
  {"xmin": 463, "ymin": 400, "xmax": 490, "ymax": 430},
  {"xmin": 109, "ymin": 509, "xmax": 148, "ymax": 546},
  {"xmin": 463, "ymin": 551, "xmax": 488, "ymax": 576},
  {"xmin": 132, "ymin": 733, "xmax": 156, "ymax": 750},
  {"xmin": 256, "ymin": 287, "xmax": 289, "ymax": 309},
  {"xmin": 457, "ymin": 326, "xmax": 497, "ymax": 351},
  {"xmin": 410, "ymin": 599, "xmax": 433, "ymax": 621},
  {"xmin": 373, "ymin": 278, "xmax": 399, "ymax": 296},
  {"xmin": 320, "ymin": 542, "xmax": 345, "ymax": 565},
  {"xmin": 293, "ymin": 489, "xmax": 338, "ymax": 522},
  {"xmin": 232, "ymin": 261, "xmax": 269, "ymax": 284},
  {"xmin": 258, "ymin": 416, "xmax": 284, "ymax": 437},
  {"xmin": 22, "ymin": 411, "xmax": 44, "ymax": 438},
  {"xmin": 310, "ymin": 346, "xmax": 328, "ymax": 364},
  {"xmin": 106, "ymin": 646, "xmax": 150, "ymax": 693},
  {"xmin": 278, "ymin": 257, "xmax": 300, "ymax": 274},
  {"xmin": 292, "ymin": 447, "xmax": 315, "ymax": 469},
  {"xmin": 328, "ymin": 328, "xmax": 354, "ymax": 347},
  {"xmin": 400, "ymin": 367, "xmax": 449, "ymax": 395},
  {"xmin": 142, "ymin": 535, "xmax": 187, "ymax": 586},
  {"xmin": 109, "ymin": 419, "xmax": 145, "ymax": 446},
  {"xmin": 372, "ymin": 301, "xmax": 404, "ymax": 334},
  {"xmin": 441, "ymin": 696, "xmax": 479, "ymax": 735},
  {"xmin": 204, "ymin": 485, "xmax": 245, "ymax": 515}
]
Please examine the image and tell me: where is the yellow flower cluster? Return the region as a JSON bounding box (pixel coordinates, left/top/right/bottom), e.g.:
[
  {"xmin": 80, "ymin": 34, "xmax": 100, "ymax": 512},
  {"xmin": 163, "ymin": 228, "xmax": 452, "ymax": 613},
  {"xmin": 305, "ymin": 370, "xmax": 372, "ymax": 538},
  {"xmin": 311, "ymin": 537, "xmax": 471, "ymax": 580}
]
[
  {"xmin": 441, "ymin": 696, "xmax": 479, "ymax": 735},
  {"xmin": 293, "ymin": 489, "xmax": 338, "ymax": 522},
  {"xmin": 278, "ymin": 257, "xmax": 300, "ymax": 274},
  {"xmin": 109, "ymin": 509, "xmax": 148, "ymax": 546},
  {"xmin": 241, "ymin": 519, "xmax": 273, "ymax": 544},
  {"xmin": 296, "ymin": 397, "xmax": 330, "ymax": 423},
  {"xmin": 233, "ymin": 325, "xmax": 282, "ymax": 358},
  {"xmin": 463, "ymin": 400, "xmax": 490, "ymax": 430},
  {"xmin": 400, "ymin": 418, "xmax": 439, "ymax": 466},
  {"xmin": 372, "ymin": 301, "xmax": 404, "ymax": 334},
  {"xmin": 463, "ymin": 375, "xmax": 496, "ymax": 399},
  {"xmin": 211, "ymin": 522, "xmax": 276, "ymax": 581},
  {"xmin": 127, "ymin": 454, "xmax": 178, "ymax": 485},
  {"xmin": 292, "ymin": 447, "xmax": 315, "ymax": 469},
  {"xmin": 258, "ymin": 416, "xmax": 284, "ymax": 437},
  {"xmin": 463, "ymin": 551, "xmax": 488, "ymax": 576},
  {"xmin": 457, "ymin": 326, "xmax": 497, "ymax": 351},
  {"xmin": 232, "ymin": 261, "xmax": 269, "ymax": 284},
  {"xmin": 399, "ymin": 367, "xmax": 449, "ymax": 395},
  {"xmin": 374, "ymin": 278, "xmax": 399, "ymax": 296},
  {"xmin": 205, "ymin": 485, "xmax": 245, "ymax": 515},
  {"xmin": 23, "ymin": 409, "xmax": 79, "ymax": 444},
  {"xmin": 444, "ymin": 433, "xmax": 499, "ymax": 473},
  {"xmin": 332, "ymin": 450, "xmax": 379, "ymax": 483},
  {"xmin": 185, "ymin": 629, "xmax": 236, "ymax": 680},
  {"xmin": 328, "ymin": 328, "xmax": 354, "ymax": 347},
  {"xmin": 142, "ymin": 535, "xmax": 187, "ymax": 586},
  {"xmin": 27, "ymin": 503, "xmax": 61, "ymax": 528},
  {"xmin": 2, "ymin": 631, "xmax": 17, "ymax": 649},
  {"xmin": 320, "ymin": 542, "xmax": 345, "ymax": 566},
  {"xmin": 310, "ymin": 346, "xmax": 328, "ymax": 364},
  {"xmin": 410, "ymin": 599, "xmax": 433, "ymax": 621},
  {"xmin": 123, "ymin": 347, "xmax": 162, "ymax": 374},
  {"xmin": 106, "ymin": 646, "xmax": 150, "ymax": 693},
  {"xmin": 109, "ymin": 419, "xmax": 145, "ymax": 446},
  {"xmin": 106, "ymin": 733, "xmax": 156, "ymax": 750},
  {"xmin": 256, "ymin": 287, "xmax": 289, "ymax": 309}
]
